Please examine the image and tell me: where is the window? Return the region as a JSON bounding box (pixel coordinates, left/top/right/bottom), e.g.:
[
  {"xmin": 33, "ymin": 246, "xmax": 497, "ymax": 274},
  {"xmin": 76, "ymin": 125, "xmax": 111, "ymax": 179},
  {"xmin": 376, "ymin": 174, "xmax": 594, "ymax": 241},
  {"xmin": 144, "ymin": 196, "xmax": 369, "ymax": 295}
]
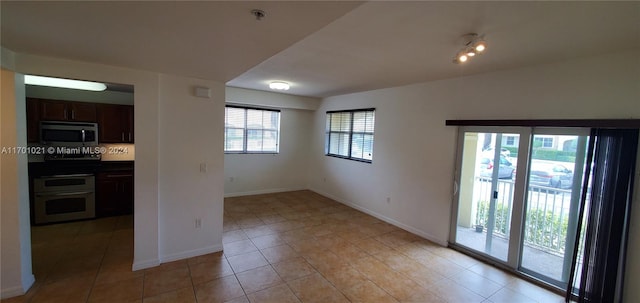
[
  {"xmin": 224, "ymin": 106, "xmax": 280, "ymax": 153},
  {"xmin": 504, "ymin": 135, "xmax": 517, "ymax": 147},
  {"xmin": 325, "ymin": 109, "xmax": 375, "ymax": 162},
  {"xmin": 534, "ymin": 136, "xmax": 554, "ymax": 148}
]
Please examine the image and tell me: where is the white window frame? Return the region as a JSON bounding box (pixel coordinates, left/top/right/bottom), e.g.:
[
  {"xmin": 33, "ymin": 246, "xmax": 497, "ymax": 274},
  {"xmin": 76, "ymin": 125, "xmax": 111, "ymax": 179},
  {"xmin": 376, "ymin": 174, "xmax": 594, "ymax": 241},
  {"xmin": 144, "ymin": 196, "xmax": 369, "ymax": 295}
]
[{"xmin": 224, "ymin": 105, "xmax": 280, "ymax": 154}]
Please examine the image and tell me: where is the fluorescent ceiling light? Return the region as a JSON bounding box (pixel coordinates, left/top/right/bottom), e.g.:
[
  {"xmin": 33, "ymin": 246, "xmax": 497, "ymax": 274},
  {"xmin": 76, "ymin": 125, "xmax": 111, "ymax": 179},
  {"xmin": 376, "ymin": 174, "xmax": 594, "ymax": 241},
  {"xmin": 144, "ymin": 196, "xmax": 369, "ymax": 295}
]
[
  {"xmin": 269, "ymin": 81, "xmax": 290, "ymax": 90},
  {"xmin": 25, "ymin": 75, "xmax": 107, "ymax": 91}
]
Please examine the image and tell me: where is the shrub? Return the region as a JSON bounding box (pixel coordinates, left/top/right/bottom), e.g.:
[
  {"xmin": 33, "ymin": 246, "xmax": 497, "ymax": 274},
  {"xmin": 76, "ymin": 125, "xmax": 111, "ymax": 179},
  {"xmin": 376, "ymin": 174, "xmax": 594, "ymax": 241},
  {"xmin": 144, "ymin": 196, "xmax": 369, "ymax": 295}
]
[{"xmin": 475, "ymin": 200, "xmax": 569, "ymax": 254}]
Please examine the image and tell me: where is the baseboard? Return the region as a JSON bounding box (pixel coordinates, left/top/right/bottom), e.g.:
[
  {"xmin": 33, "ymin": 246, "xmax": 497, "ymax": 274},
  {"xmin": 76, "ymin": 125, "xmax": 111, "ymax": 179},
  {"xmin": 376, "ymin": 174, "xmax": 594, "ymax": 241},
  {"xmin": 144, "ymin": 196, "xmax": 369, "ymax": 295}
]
[
  {"xmin": 308, "ymin": 187, "xmax": 448, "ymax": 247},
  {"xmin": 160, "ymin": 244, "xmax": 223, "ymax": 264},
  {"xmin": 0, "ymin": 274, "xmax": 35, "ymax": 299},
  {"xmin": 224, "ymin": 187, "xmax": 306, "ymax": 198},
  {"xmin": 132, "ymin": 258, "xmax": 160, "ymax": 271}
]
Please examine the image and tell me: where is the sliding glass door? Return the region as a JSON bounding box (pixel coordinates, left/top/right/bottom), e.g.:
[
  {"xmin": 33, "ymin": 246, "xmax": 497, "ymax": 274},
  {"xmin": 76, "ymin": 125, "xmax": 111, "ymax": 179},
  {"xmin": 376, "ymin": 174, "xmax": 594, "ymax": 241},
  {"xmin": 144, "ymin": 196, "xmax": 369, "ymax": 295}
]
[
  {"xmin": 453, "ymin": 129, "xmax": 526, "ymax": 262},
  {"xmin": 451, "ymin": 127, "xmax": 589, "ymax": 289}
]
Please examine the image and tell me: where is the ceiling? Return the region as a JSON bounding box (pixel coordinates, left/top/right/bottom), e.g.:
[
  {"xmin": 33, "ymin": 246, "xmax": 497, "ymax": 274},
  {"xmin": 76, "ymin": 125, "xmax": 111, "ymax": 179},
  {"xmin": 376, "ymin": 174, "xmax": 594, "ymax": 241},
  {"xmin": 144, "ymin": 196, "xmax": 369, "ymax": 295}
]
[{"xmin": 2, "ymin": 1, "xmax": 639, "ymax": 98}]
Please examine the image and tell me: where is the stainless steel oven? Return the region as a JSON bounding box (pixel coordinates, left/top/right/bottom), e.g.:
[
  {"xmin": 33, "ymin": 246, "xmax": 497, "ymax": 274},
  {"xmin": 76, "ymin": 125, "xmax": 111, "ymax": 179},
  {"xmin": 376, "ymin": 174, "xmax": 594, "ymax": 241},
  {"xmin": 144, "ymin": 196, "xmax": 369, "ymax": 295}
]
[{"xmin": 33, "ymin": 174, "xmax": 95, "ymax": 224}]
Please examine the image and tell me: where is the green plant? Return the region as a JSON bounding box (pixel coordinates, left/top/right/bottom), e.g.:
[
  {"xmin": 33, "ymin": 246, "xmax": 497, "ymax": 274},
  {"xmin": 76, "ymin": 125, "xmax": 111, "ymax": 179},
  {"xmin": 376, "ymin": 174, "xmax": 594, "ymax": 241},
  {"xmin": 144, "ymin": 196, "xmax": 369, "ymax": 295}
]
[{"xmin": 475, "ymin": 200, "xmax": 569, "ymax": 255}]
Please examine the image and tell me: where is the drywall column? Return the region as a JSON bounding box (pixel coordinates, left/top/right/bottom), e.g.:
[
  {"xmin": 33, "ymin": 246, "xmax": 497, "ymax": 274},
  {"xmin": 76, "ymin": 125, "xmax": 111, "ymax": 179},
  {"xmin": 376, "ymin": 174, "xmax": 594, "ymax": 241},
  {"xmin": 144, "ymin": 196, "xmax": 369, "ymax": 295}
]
[{"xmin": 0, "ymin": 69, "xmax": 34, "ymax": 298}]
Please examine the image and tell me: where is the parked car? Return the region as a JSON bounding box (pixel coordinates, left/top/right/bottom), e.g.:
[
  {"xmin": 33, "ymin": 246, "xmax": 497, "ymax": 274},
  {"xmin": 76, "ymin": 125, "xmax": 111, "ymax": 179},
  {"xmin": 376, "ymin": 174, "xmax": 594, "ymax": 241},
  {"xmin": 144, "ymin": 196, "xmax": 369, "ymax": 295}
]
[
  {"xmin": 528, "ymin": 162, "xmax": 573, "ymax": 189},
  {"xmin": 478, "ymin": 155, "xmax": 515, "ymax": 179}
]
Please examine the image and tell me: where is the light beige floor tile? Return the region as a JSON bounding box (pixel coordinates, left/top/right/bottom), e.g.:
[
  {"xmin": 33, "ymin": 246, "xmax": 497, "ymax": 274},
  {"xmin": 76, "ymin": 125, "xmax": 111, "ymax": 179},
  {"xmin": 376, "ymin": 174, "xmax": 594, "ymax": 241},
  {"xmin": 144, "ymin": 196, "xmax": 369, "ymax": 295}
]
[
  {"xmin": 287, "ymin": 273, "xmax": 338, "ymax": 303},
  {"xmin": 236, "ymin": 265, "xmax": 284, "ymax": 294},
  {"xmin": 143, "ymin": 267, "xmax": 192, "ymax": 298},
  {"xmin": 194, "ymin": 275, "xmax": 245, "ymax": 303},
  {"xmin": 272, "ymin": 258, "xmax": 317, "ymax": 281},
  {"xmin": 23, "ymin": 193, "xmax": 570, "ymax": 303},
  {"xmin": 429, "ymin": 278, "xmax": 485, "ymax": 303},
  {"xmin": 224, "ymin": 239, "xmax": 258, "ymax": 257},
  {"xmin": 487, "ymin": 287, "xmax": 537, "ymax": 303},
  {"xmin": 505, "ymin": 279, "xmax": 564, "ymax": 303},
  {"xmin": 189, "ymin": 258, "xmax": 235, "ymax": 285},
  {"xmin": 467, "ymin": 263, "xmax": 518, "ymax": 286},
  {"xmin": 223, "ymin": 230, "xmax": 249, "ymax": 244},
  {"xmin": 250, "ymin": 234, "xmax": 286, "ymax": 250},
  {"xmin": 246, "ymin": 284, "xmax": 300, "ymax": 303},
  {"xmin": 88, "ymin": 276, "xmax": 143, "ymax": 302},
  {"xmin": 449, "ymin": 269, "xmax": 503, "ymax": 298},
  {"xmin": 319, "ymin": 265, "xmax": 369, "ymax": 291},
  {"xmin": 342, "ymin": 280, "xmax": 398, "ymax": 303},
  {"xmin": 260, "ymin": 244, "xmax": 300, "ymax": 264},
  {"xmin": 142, "ymin": 287, "xmax": 196, "ymax": 303},
  {"xmin": 227, "ymin": 251, "xmax": 269, "ymax": 273}
]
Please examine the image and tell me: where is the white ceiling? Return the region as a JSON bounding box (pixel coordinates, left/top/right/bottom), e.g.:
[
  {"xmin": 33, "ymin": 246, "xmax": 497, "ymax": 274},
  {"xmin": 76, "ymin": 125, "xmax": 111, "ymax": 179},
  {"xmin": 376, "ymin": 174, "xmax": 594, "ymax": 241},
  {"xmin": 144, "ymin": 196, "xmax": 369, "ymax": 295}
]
[{"xmin": 2, "ymin": 1, "xmax": 639, "ymax": 98}]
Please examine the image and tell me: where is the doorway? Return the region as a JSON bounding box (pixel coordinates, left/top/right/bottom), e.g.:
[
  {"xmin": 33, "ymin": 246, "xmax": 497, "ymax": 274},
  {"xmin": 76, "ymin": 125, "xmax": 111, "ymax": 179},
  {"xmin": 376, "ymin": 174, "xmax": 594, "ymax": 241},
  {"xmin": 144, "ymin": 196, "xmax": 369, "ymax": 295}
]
[{"xmin": 450, "ymin": 127, "xmax": 590, "ymax": 289}]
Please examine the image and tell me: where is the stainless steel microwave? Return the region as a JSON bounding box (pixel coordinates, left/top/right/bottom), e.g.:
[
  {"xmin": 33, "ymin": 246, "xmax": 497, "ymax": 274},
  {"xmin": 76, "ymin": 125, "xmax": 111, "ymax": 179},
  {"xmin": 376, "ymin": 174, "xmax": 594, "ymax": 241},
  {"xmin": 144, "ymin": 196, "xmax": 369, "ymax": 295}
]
[{"xmin": 40, "ymin": 121, "xmax": 99, "ymax": 146}]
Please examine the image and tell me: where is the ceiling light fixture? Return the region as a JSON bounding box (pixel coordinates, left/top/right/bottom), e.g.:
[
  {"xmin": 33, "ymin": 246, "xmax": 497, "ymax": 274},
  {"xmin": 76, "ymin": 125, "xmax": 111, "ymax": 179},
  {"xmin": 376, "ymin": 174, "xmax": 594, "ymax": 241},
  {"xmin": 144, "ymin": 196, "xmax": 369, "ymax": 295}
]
[
  {"xmin": 25, "ymin": 75, "xmax": 107, "ymax": 91},
  {"xmin": 453, "ymin": 33, "xmax": 487, "ymax": 64},
  {"xmin": 269, "ymin": 81, "xmax": 290, "ymax": 91}
]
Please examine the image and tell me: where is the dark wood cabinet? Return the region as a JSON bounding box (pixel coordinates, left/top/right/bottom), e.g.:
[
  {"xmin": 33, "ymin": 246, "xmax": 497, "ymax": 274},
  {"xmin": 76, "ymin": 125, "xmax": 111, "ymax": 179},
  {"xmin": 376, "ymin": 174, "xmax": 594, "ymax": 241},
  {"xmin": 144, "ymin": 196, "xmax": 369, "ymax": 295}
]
[
  {"xmin": 97, "ymin": 104, "xmax": 134, "ymax": 143},
  {"xmin": 96, "ymin": 170, "xmax": 133, "ymax": 217},
  {"xmin": 26, "ymin": 98, "xmax": 40, "ymax": 142},
  {"xmin": 39, "ymin": 99, "xmax": 96, "ymax": 122}
]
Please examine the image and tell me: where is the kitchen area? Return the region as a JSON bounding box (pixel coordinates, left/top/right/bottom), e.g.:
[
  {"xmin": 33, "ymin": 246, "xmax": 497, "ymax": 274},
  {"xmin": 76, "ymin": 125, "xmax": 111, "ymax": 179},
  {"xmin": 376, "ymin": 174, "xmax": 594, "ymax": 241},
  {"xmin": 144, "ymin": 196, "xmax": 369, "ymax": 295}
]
[
  {"xmin": 26, "ymin": 78, "xmax": 134, "ymax": 225},
  {"xmin": 23, "ymin": 76, "xmax": 136, "ymax": 284}
]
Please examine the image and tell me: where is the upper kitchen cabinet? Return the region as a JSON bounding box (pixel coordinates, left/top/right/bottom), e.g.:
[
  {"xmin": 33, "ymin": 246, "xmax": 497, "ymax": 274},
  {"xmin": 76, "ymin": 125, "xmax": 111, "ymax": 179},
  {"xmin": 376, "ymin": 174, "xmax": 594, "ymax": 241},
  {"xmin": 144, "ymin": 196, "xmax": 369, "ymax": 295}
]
[
  {"xmin": 26, "ymin": 98, "xmax": 40, "ymax": 142},
  {"xmin": 97, "ymin": 104, "xmax": 134, "ymax": 143},
  {"xmin": 39, "ymin": 99, "xmax": 97, "ymax": 122}
]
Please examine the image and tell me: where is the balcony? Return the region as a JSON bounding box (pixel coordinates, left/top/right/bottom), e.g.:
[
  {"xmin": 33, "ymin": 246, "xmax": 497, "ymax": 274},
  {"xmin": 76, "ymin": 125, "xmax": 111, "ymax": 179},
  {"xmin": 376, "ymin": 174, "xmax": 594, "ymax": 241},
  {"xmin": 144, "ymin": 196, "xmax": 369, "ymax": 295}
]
[{"xmin": 456, "ymin": 177, "xmax": 585, "ymax": 284}]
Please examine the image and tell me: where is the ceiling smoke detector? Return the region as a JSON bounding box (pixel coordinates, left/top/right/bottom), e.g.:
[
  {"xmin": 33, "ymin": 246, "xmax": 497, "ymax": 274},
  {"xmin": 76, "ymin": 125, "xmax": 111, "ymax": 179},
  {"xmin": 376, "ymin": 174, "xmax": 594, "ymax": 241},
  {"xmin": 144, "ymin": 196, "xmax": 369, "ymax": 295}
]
[{"xmin": 251, "ymin": 9, "xmax": 265, "ymax": 21}]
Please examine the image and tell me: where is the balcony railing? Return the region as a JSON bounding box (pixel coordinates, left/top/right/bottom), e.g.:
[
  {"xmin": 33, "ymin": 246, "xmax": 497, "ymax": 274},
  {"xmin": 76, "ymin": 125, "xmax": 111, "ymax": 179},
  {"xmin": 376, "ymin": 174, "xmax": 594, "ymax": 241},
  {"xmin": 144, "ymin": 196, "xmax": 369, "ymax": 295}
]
[{"xmin": 474, "ymin": 177, "xmax": 575, "ymax": 257}]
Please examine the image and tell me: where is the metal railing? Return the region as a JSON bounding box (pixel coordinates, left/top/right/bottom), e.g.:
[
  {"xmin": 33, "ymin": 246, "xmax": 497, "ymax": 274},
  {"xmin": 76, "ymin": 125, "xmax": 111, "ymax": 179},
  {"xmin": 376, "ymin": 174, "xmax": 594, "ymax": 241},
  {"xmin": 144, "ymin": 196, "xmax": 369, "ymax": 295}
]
[{"xmin": 474, "ymin": 177, "xmax": 573, "ymax": 257}]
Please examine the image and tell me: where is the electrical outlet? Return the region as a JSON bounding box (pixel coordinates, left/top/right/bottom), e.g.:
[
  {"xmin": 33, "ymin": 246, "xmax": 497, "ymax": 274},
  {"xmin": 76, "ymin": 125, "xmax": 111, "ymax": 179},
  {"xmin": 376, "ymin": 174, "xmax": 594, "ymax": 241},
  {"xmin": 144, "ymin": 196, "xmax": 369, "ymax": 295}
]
[
  {"xmin": 199, "ymin": 163, "xmax": 207, "ymax": 173},
  {"xmin": 195, "ymin": 218, "xmax": 202, "ymax": 229},
  {"xmin": 386, "ymin": 197, "xmax": 391, "ymax": 203}
]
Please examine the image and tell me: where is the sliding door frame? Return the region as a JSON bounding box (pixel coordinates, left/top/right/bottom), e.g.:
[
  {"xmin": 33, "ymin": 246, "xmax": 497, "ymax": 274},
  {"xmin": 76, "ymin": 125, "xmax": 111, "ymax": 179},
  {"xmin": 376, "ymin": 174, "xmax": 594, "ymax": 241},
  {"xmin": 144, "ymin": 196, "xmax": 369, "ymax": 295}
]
[
  {"xmin": 449, "ymin": 126, "xmax": 532, "ymax": 268},
  {"xmin": 450, "ymin": 126, "xmax": 591, "ymax": 291}
]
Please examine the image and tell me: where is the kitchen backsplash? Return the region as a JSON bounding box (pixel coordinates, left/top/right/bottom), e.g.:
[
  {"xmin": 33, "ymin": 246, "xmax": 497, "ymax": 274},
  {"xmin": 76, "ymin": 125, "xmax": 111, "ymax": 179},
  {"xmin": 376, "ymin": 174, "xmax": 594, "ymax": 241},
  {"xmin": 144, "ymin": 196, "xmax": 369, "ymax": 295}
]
[{"xmin": 98, "ymin": 143, "xmax": 135, "ymax": 161}]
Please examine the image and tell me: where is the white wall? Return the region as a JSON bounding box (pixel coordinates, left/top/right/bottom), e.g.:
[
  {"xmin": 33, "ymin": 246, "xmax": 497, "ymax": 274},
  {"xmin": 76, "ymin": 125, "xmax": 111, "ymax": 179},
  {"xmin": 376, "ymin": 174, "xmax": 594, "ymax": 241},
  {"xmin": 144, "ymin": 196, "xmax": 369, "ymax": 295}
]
[
  {"xmin": 224, "ymin": 87, "xmax": 318, "ymax": 197},
  {"xmin": 307, "ymin": 50, "xmax": 640, "ymax": 299},
  {"xmin": 0, "ymin": 69, "xmax": 35, "ymax": 299},
  {"xmin": 224, "ymin": 108, "xmax": 314, "ymax": 196},
  {"xmin": 226, "ymin": 86, "xmax": 320, "ymax": 111},
  {"xmin": 158, "ymin": 74, "xmax": 224, "ymax": 261}
]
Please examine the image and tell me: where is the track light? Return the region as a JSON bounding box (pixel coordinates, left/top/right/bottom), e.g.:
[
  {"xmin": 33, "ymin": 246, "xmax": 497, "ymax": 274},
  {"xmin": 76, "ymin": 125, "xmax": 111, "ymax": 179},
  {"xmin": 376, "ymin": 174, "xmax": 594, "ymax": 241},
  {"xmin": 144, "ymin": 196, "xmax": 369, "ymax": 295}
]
[{"xmin": 453, "ymin": 33, "xmax": 487, "ymax": 64}]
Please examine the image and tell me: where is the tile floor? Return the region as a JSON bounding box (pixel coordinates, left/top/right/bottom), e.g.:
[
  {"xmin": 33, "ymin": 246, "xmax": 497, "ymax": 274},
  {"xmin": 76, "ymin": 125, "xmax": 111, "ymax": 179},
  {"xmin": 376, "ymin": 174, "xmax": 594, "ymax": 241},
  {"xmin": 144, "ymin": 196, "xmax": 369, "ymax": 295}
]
[{"xmin": 2, "ymin": 190, "xmax": 565, "ymax": 303}]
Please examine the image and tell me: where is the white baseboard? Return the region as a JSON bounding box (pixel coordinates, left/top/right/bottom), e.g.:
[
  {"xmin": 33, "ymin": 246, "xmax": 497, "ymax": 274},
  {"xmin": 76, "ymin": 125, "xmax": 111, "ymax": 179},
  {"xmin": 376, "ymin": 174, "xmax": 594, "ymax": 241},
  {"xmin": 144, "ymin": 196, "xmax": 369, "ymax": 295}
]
[
  {"xmin": 132, "ymin": 258, "xmax": 160, "ymax": 271},
  {"xmin": 1, "ymin": 286, "xmax": 24, "ymax": 300},
  {"xmin": 0, "ymin": 274, "xmax": 35, "ymax": 299},
  {"xmin": 224, "ymin": 187, "xmax": 306, "ymax": 198},
  {"xmin": 308, "ymin": 187, "xmax": 448, "ymax": 247},
  {"xmin": 160, "ymin": 244, "xmax": 223, "ymax": 264}
]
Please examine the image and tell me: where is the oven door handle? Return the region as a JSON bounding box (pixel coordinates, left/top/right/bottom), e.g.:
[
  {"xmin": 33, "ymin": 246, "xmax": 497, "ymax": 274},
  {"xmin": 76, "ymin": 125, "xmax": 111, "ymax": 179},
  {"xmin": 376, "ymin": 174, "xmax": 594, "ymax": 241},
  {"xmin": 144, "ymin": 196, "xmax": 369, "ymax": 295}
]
[{"xmin": 36, "ymin": 191, "xmax": 93, "ymax": 197}]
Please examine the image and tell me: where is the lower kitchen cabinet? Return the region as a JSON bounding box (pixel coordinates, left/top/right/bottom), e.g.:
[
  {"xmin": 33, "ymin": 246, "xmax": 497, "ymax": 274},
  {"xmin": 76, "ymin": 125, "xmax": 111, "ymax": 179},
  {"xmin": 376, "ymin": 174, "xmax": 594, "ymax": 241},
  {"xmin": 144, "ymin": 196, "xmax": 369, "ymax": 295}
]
[{"xmin": 96, "ymin": 170, "xmax": 133, "ymax": 217}]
